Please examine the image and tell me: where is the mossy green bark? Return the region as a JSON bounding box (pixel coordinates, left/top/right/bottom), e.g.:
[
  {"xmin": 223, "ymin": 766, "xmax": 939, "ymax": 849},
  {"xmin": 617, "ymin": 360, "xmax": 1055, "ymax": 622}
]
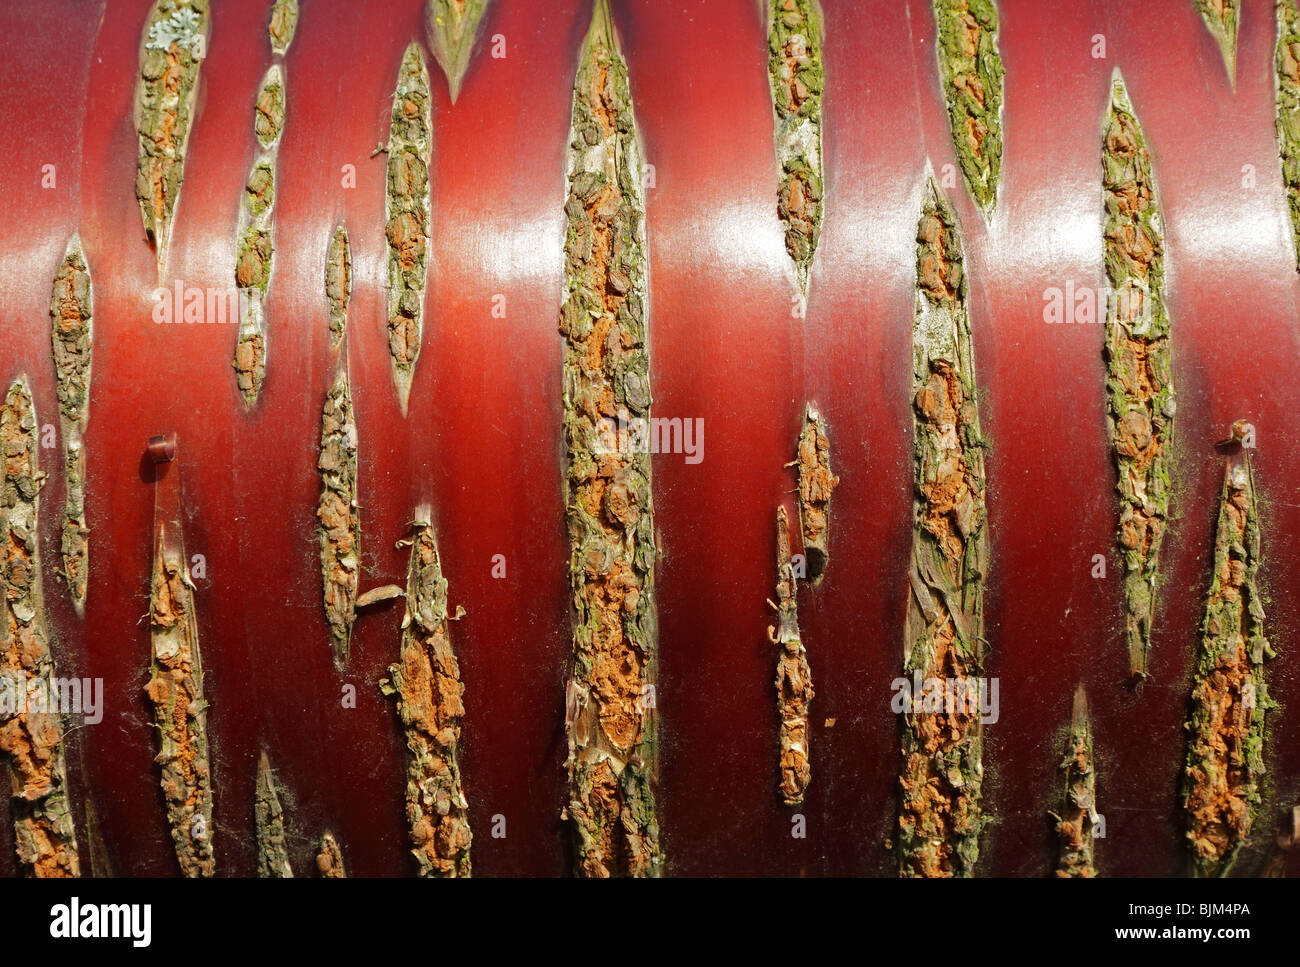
[
  {"xmin": 255, "ymin": 751, "xmax": 293, "ymax": 877},
  {"xmin": 1194, "ymin": 0, "xmax": 1238, "ymax": 82},
  {"xmin": 268, "ymin": 0, "xmax": 299, "ymax": 55},
  {"xmin": 1052, "ymin": 686, "xmax": 1098, "ymax": 877},
  {"xmin": 1276, "ymin": 0, "xmax": 1300, "ymax": 271},
  {"xmin": 426, "ymin": 0, "xmax": 491, "ymax": 103},
  {"xmin": 933, "ymin": 0, "xmax": 1003, "ymax": 213}
]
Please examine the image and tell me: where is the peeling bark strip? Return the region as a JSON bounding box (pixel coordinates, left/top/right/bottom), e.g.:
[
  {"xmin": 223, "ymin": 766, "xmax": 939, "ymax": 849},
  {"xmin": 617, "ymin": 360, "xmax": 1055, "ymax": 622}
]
[
  {"xmin": 0, "ymin": 380, "xmax": 81, "ymax": 877},
  {"xmin": 233, "ymin": 65, "xmax": 287, "ymax": 406},
  {"xmin": 146, "ymin": 522, "xmax": 214, "ymax": 877},
  {"xmin": 766, "ymin": 0, "xmax": 825, "ymax": 294},
  {"xmin": 385, "ymin": 44, "xmax": 433, "ymax": 417},
  {"xmin": 792, "ymin": 403, "xmax": 837, "ymax": 585},
  {"xmin": 134, "ymin": 0, "xmax": 209, "ymax": 276},
  {"xmin": 317, "ymin": 364, "xmax": 359, "ymax": 668},
  {"xmin": 932, "ymin": 0, "xmax": 1004, "ymax": 213},
  {"xmin": 1195, "ymin": 0, "xmax": 1238, "ymax": 81},
  {"xmin": 384, "ymin": 511, "xmax": 471, "ymax": 877},
  {"xmin": 268, "ymin": 0, "xmax": 299, "ymax": 55},
  {"xmin": 1052, "ymin": 685, "xmax": 1098, "ymax": 877},
  {"xmin": 559, "ymin": 0, "xmax": 662, "ymax": 879},
  {"xmin": 316, "ymin": 831, "xmax": 346, "ymax": 877},
  {"xmin": 1276, "ymin": 0, "xmax": 1300, "ymax": 271},
  {"xmin": 50, "ymin": 238, "xmax": 93, "ymax": 614},
  {"xmin": 1183, "ymin": 447, "xmax": 1274, "ymax": 877},
  {"xmin": 1102, "ymin": 75, "xmax": 1173, "ymax": 681},
  {"xmin": 898, "ymin": 178, "xmax": 990, "ymax": 878},
  {"xmin": 326, "ymin": 225, "xmax": 352, "ymax": 351},
  {"xmin": 255, "ymin": 751, "xmax": 293, "ymax": 877},
  {"xmin": 427, "ymin": 0, "xmax": 491, "ymax": 103},
  {"xmin": 771, "ymin": 507, "xmax": 812, "ymax": 806}
]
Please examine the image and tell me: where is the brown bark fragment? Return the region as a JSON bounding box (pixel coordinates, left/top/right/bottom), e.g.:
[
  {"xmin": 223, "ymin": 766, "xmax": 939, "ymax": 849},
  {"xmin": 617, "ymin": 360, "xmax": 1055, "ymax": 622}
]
[
  {"xmin": 791, "ymin": 403, "xmax": 837, "ymax": 584},
  {"xmin": 316, "ymin": 831, "xmax": 346, "ymax": 877},
  {"xmin": 1052, "ymin": 685, "xmax": 1098, "ymax": 877},
  {"xmin": 771, "ymin": 506, "xmax": 812, "ymax": 806},
  {"xmin": 317, "ymin": 364, "xmax": 359, "ymax": 668}
]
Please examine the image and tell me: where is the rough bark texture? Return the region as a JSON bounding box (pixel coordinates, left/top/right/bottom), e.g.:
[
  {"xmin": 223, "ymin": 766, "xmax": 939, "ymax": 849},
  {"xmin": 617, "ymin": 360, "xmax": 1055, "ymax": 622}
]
[
  {"xmin": 384, "ymin": 512, "xmax": 472, "ymax": 877},
  {"xmin": 134, "ymin": 0, "xmax": 209, "ymax": 277},
  {"xmin": 316, "ymin": 831, "xmax": 346, "ymax": 877},
  {"xmin": 933, "ymin": 0, "xmax": 1003, "ymax": 213},
  {"xmin": 0, "ymin": 380, "xmax": 81, "ymax": 877},
  {"xmin": 767, "ymin": 0, "xmax": 825, "ymax": 294},
  {"xmin": 559, "ymin": 0, "xmax": 662, "ymax": 879},
  {"xmin": 792, "ymin": 403, "xmax": 838, "ymax": 585},
  {"xmin": 146, "ymin": 521, "xmax": 215, "ymax": 877},
  {"xmin": 426, "ymin": 0, "xmax": 491, "ymax": 103},
  {"xmin": 1103, "ymin": 74, "xmax": 1173, "ymax": 681},
  {"xmin": 254, "ymin": 750, "xmax": 293, "ymax": 877},
  {"xmin": 268, "ymin": 0, "xmax": 299, "ymax": 55},
  {"xmin": 1052, "ymin": 685, "xmax": 1098, "ymax": 877},
  {"xmin": 325, "ymin": 225, "xmax": 352, "ymax": 352},
  {"xmin": 1194, "ymin": 0, "xmax": 1238, "ymax": 82},
  {"xmin": 772, "ymin": 506, "xmax": 812, "ymax": 806},
  {"xmin": 384, "ymin": 43, "xmax": 433, "ymax": 417},
  {"xmin": 317, "ymin": 364, "xmax": 359, "ymax": 668},
  {"xmin": 49, "ymin": 238, "xmax": 92, "ymax": 614},
  {"xmin": 1277, "ymin": 0, "xmax": 1300, "ymax": 270},
  {"xmin": 897, "ymin": 178, "xmax": 990, "ymax": 878},
  {"xmin": 1183, "ymin": 447, "xmax": 1274, "ymax": 877}
]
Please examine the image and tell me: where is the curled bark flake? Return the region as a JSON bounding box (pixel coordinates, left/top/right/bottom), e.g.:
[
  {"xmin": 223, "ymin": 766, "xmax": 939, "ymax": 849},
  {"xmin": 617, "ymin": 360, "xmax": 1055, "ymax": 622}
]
[
  {"xmin": 1053, "ymin": 685, "xmax": 1098, "ymax": 877},
  {"xmin": 767, "ymin": 0, "xmax": 825, "ymax": 294},
  {"xmin": 385, "ymin": 43, "xmax": 433, "ymax": 417},
  {"xmin": 326, "ymin": 225, "xmax": 352, "ymax": 351},
  {"xmin": 0, "ymin": 380, "xmax": 81, "ymax": 877},
  {"xmin": 793, "ymin": 403, "xmax": 837, "ymax": 585},
  {"xmin": 559, "ymin": 0, "xmax": 663, "ymax": 879},
  {"xmin": 898, "ymin": 177, "xmax": 990, "ymax": 878},
  {"xmin": 1183, "ymin": 446, "xmax": 1274, "ymax": 877},
  {"xmin": 50, "ymin": 238, "xmax": 93, "ymax": 613},
  {"xmin": 426, "ymin": 0, "xmax": 491, "ymax": 103},
  {"xmin": 146, "ymin": 521, "xmax": 214, "ymax": 877},
  {"xmin": 933, "ymin": 0, "xmax": 1004, "ymax": 213},
  {"xmin": 385, "ymin": 511, "xmax": 472, "ymax": 877},
  {"xmin": 1102, "ymin": 74, "xmax": 1173, "ymax": 681},
  {"xmin": 772, "ymin": 507, "xmax": 812, "ymax": 806},
  {"xmin": 317, "ymin": 363, "xmax": 359, "ymax": 669},
  {"xmin": 254, "ymin": 750, "xmax": 293, "ymax": 878},
  {"xmin": 268, "ymin": 0, "xmax": 299, "ymax": 55},
  {"xmin": 134, "ymin": 0, "xmax": 210, "ymax": 276}
]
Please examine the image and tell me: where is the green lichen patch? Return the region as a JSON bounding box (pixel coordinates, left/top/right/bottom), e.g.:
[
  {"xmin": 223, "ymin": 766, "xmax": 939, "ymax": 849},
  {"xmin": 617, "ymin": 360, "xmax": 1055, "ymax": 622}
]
[
  {"xmin": 384, "ymin": 512, "xmax": 472, "ymax": 877},
  {"xmin": 134, "ymin": 0, "xmax": 210, "ymax": 273},
  {"xmin": 1102, "ymin": 74, "xmax": 1173, "ymax": 681},
  {"xmin": 326, "ymin": 225, "xmax": 352, "ymax": 351},
  {"xmin": 898, "ymin": 177, "xmax": 990, "ymax": 878},
  {"xmin": 771, "ymin": 507, "xmax": 812, "ymax": 806},
  {"xmin": 767, "ymin": 0, "xmax": 825, "ymax": 294},
  {"xmin": 146, "ymin": 522, "xmax": 214, "ymax": 877},
  {"xmin": 1195, "ymin": 0, "xmax": 1238, "ymax": 83},
  {"xmin": 0, "ymin": 379, "xmax": 81, "ymax": 877},
  {"xmin": 245, "ymin": 162, "xmax": 275, "ymax": 220},
  {"xmin": 933, "ymin": 0, "xmax": 1004, "ymax": 213},
  {"xmin": 1051, "ymin": 685, "xmax": 1099, "ymax": 877},
  {"xmin": 1183, "ymin": 448, "xmax": 1274, "ymax": 877},
  {"xmin": 559, "ymin": 0, "xmax": 662, "ymax": 878},
  {"xmin": 317, "ymin": 363, "xmax": 359, "ymax": 669},
  {"xmin": 1276, "ymin": 1, "xmax": 1300, "ymax": 271},
  {"xmin": 385, "ymin": 43, "xmax": 433, "ymax": 417},
  {"xmin": 255, "ymin": 751, "xmax": 293, "ymax": 877},
  {"xmin": 268, "ymin": 0, "xmax": 299, "ymax": 55},
  {"xmin": 427, "ymin": 0, "xmax": 491, "ymax": 103}
]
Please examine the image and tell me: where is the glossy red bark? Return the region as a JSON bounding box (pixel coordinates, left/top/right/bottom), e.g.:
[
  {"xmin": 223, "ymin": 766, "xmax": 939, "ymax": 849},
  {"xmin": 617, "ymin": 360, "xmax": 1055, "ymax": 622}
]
[{"xmin": 0, "ymin": 0, "xmax": 1297, "ymax": 876}]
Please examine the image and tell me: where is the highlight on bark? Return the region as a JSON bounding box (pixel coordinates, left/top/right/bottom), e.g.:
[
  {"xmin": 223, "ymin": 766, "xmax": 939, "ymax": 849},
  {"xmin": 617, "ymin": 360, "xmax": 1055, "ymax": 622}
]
[
  {"xmin": 426, "ymin": 0, "xmax": 491, "ymax": 103},
  {"xmin": 0, "ymin": 378, "xmax": 81, "ymax": 877},
  {"xmin": 1182, "ymin": 436, "xmax": 1274, "ymax": 877},
  {"xmin": 49, "ymin": 236, "xmax": 93, "ymax": 614},
  {"xmin": 897, "ymin": 173, "xmax": 991, "ymax": 878},
  {"xmin": 558, "ymin": 0, "xmax": 663, "ymax": 879},
  {"xmin": 1102, "ymin": 71, "xmax": 1173, "ymax": 682},
  {"xmin": 134, "ymin": 0, "xmax": 210, "ymax": 279},
  {"xmin": 382, "ymin": 510, "xmax": 472, "ymax": 877},
  {"xmin": 233, "ymin": 63, "xmax": 288, "ymax": 406},
  {"xmin": 766, "ymin": 0, "xmax": 825, "ymax": 295},
  {"xmin": 268, "ymin": 0, "xmax": 299, "ymax": 55},
  {"xmin": 316, "ymin": 831, "xmax": 346, "ymax": 877},
  {"xmin": 1194, "ymin": 0, "xmax": 1238, "ymax": 84},
  {"xmin": 146, "ymin": 520, "xmax": 215, "ymax": 877},
  {"xmin": 1050, "ymin": 685, "xmax": 1099, "ymax": 877},
  {"xmin": 789, "ymin": 403, "xmax": 838, "ymax": 585},
  {"xmin": 932, "ymin": 0, "xmax": 1004, "ymax": 213},
  {"xmin": 255, "ymin": 750, "xmax": 293, "ymax": 878},
  {"xmin": 1276, "ymin": 0, "xmax": 1300, "ymax": 271},
  {"xmin": 770, "ymin": 506, "xmax": 812, "ymax": 806},
  {"xmin": 384, "ymin": 43, "xmax": 433, "ymax": 417}
]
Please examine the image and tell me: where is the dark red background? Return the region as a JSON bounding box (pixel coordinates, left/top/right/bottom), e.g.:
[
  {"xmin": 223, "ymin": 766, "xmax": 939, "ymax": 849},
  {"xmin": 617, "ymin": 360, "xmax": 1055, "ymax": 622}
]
[{"xmin": 0, "ymin": 0, "xmax": 1296, "ymax": 876}]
